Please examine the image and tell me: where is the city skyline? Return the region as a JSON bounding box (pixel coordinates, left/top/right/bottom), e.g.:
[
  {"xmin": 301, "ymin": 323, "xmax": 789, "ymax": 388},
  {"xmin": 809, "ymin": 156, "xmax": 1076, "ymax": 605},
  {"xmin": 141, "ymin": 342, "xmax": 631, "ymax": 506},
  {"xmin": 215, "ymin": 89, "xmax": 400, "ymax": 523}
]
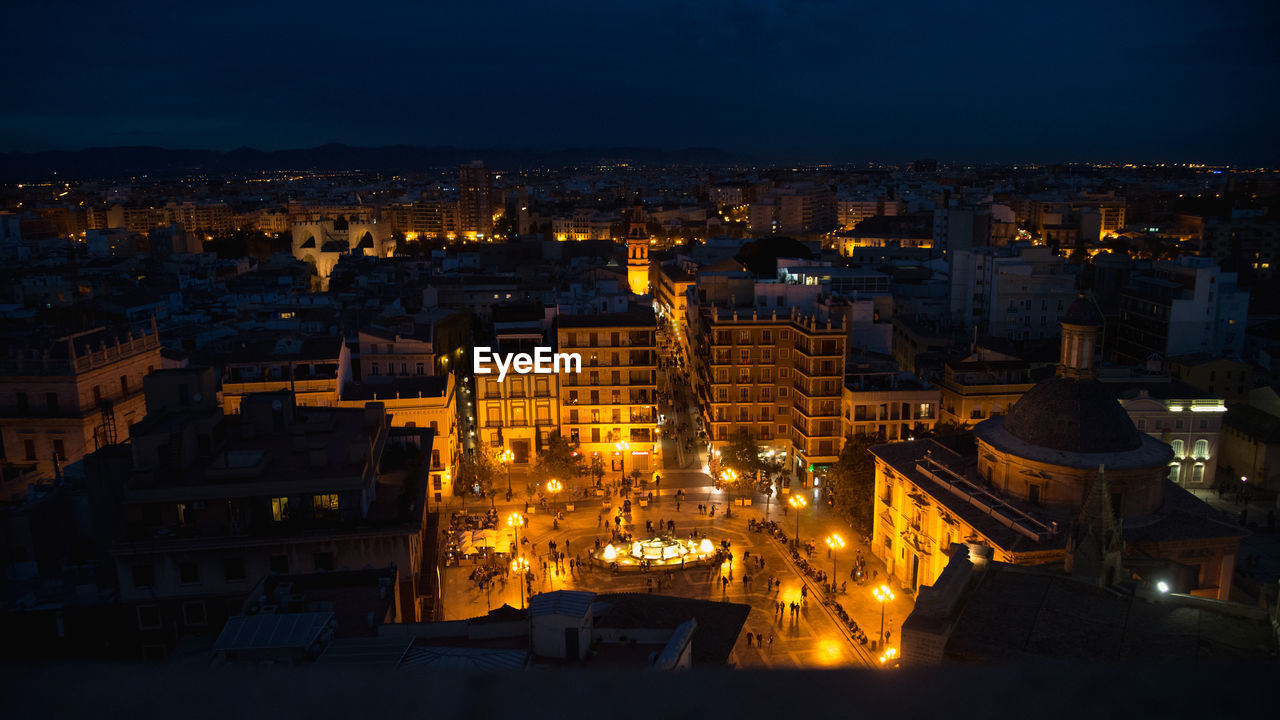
[{"xmin": 3, "ymin": 1, "xmax": 1278, "ymax": 165}]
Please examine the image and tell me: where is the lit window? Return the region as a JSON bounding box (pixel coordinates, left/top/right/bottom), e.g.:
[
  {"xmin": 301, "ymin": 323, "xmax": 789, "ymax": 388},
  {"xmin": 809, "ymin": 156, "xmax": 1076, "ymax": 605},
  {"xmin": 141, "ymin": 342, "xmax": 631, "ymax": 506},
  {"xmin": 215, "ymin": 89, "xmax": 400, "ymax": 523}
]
[
  {"xmin": 313, "ymin": 493, "xmax": 340, "ymax": 519},
  {"xmin": 271, "ymin": 497, "xmax": 289, "ymax": 522}
]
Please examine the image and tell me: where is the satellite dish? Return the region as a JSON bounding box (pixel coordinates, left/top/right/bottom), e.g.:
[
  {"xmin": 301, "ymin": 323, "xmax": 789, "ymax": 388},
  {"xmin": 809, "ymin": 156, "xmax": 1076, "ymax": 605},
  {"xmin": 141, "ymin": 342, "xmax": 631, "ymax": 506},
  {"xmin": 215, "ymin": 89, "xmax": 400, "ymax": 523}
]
[{"xmin": 271, "ymin": 399, "xmax": 283, "ymax": 411}]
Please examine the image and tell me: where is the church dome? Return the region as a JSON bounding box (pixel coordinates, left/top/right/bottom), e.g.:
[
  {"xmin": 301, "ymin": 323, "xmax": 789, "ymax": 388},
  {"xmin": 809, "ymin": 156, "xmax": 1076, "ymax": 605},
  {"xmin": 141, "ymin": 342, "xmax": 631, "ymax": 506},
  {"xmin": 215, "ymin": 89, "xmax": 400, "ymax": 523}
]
[
  {"xmin": 1001, "ymin": 375, "xmax": 1144, "ymax": 454},
  {"xmin": 1060, "ymin": 295, "xmax": 1103, "ymax": 326}
]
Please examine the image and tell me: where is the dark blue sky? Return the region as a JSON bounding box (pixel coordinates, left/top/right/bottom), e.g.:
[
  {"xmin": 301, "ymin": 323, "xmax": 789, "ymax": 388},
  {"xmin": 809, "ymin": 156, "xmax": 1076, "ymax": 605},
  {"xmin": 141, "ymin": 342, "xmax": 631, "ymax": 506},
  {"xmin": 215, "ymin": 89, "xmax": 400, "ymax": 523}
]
[{"xmin": 4, "ymin": 0, "xmax": 1277, "ymax": 163}]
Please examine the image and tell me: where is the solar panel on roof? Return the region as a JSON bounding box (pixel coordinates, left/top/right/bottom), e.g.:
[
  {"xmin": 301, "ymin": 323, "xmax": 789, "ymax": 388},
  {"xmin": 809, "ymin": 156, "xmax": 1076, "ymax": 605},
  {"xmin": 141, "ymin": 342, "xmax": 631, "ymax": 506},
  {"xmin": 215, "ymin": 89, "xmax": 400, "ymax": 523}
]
[{"xmin": 213, "ymin": 612, "xmax": 334, "ymax": 651}]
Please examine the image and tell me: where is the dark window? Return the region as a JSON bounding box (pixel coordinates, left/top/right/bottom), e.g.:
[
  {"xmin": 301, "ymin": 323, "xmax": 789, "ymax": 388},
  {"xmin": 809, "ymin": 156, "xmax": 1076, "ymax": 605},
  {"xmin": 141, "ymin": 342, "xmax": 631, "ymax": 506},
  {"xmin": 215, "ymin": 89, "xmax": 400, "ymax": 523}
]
[
  {"xmin": 313, "ymin": 552, "xmax": 334, "ymax": 571},
  {"xmin": 136, "ymin": 605, "xmax": 161, "ymax": 630},
  {"xmin": 24, "ymin": 439, "xmax": 36, "ymax": 461},
  {"xmin": 52, "ymin": 439, "xmax": 65, "ymax": 460},
  {"xmin": 223, "ymin": 557, "xmax": 246, "ymax": 582},
  {"xmin": 46, "ymin": 392, "xmax": 59, "ymax": 415},
  {"xmin": 179, "ymin": 561, "xmax": 200, "ymax": 585},
  {"xmin": 182, "ymin": 601, "xmax": 207, "ymax": 627},
  {"xmin": 16, "ymin": 392, "xmax": 28, "ymax": 414},
  {"xmin": 132, "ymin": 563, "xmax": 155, "ymax": 589},
  {"xmin": 120, "ymin": 376, "xmax": 129, "ymax": 395},
  {"xmin": 269, "ymin": 555, "xmax": 289, "ymax": 574}
]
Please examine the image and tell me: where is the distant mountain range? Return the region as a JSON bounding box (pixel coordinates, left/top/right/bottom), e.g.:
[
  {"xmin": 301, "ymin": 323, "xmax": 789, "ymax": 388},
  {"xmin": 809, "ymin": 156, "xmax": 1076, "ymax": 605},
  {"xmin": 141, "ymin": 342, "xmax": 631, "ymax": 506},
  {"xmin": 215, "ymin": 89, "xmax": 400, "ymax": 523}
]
[{"xmin": 0, "ymin": 143, "xmax": 738, "ymax": 179}]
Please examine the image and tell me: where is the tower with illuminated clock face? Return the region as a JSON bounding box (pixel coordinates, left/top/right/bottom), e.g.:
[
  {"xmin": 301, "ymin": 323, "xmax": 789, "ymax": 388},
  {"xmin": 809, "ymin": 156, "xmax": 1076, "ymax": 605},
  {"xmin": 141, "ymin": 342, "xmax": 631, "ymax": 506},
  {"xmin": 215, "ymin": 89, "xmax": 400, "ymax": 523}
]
[{"xmin": 626, "ymin": 206, "xmax": 649, "ymax": 296}]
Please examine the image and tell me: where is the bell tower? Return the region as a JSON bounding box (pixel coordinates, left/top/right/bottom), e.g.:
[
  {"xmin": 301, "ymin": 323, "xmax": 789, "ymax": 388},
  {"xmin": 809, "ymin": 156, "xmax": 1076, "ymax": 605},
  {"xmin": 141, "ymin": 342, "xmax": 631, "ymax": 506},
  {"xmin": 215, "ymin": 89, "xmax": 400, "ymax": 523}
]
[{"xmin": 626, "ymin": 205, "xmax": 649, "ymax": 296}]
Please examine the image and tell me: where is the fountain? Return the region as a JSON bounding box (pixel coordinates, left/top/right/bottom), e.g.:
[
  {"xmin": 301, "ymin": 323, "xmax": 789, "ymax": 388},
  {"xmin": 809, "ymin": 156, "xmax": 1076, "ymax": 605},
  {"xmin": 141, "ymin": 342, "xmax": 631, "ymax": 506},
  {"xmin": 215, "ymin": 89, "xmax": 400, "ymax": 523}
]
[{"xmin": 592, "ymin": 534, "xmax": 719, "ymax": 572}]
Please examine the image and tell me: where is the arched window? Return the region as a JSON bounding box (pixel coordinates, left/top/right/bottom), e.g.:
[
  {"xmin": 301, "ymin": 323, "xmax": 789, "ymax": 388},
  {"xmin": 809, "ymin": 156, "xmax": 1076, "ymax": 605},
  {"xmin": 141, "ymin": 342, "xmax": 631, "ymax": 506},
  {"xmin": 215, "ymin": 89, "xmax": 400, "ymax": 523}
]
[
  {"xmin": 1170, "ymin": 439, "xmax": 1184, "ymax": 458},
  {"xmin": 1168, "ymin": 463, "xmax": 1181, "ymax": 484},
  {"xmin": 1194, "ymin": 439, "xmax": 1209, "ymax": 459}
]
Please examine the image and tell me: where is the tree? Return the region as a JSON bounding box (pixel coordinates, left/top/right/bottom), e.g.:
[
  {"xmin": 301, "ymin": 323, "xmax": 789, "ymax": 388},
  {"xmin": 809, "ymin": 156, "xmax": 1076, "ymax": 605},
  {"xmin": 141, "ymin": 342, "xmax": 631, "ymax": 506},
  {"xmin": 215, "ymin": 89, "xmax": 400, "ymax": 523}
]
[
  {"xmin": 721, "ymin": 429, "xmax": 764, "ymax": 503},
  {"xmin": 824, "ymin": 434, "xmax": 879, "ymax": 535},
  {"xmin": 457, "ymin": 445, "xmax": 500, "ymax": 507},
  {"xmin": 926, "ymin": 419, "xmax": 969, "ymax": 437},
  {"xmin": 534, "ymin": 431, "xmax": 582, "ymax": 486}
]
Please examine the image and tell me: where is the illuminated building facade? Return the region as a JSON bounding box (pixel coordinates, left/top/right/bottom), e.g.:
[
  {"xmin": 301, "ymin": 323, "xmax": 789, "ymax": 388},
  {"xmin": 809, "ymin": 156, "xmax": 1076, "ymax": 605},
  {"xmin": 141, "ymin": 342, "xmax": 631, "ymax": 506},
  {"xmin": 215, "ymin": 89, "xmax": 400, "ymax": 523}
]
[
  {"xmin": 872, "ymin": 298, "xmax": 1242, "ymax": 599},
  {"xmin": 691, "ymin": 306, "xmax": 846, "ymax": 486},
  {"xmin": 556, "ymin": 307, "xmax": 659, "ymax": 478}
]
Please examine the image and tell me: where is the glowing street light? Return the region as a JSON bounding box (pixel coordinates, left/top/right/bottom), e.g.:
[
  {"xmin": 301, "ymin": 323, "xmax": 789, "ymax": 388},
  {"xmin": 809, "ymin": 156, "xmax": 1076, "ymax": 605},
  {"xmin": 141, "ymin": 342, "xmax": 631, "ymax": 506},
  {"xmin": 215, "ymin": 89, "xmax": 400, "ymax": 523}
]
[
  {"xmin": 507, "ymin": 512, "xmax": 525, "ymax": 556},
  {"xmin": 878, "ymin": 647, "xmax": 898, "ymax": 665},
  {"xmin": 826, "ymin": 533, "xmax": 845, "ymax": 590},
  {"xmin": 498, "ymin": 448, "xmax": 515, "ymax": 496},
  {"xmin": 511, "ymin": 556, "xmax": 530, "ymax": 609},
  {"xmin": 874, "ymin": 584, "xmax": 895, "ymax": 651},
  {"xmin": 546, "ymin": 478, "xmax": 563, "ymax": 513},
  {"xmin": 789, "ymin": 494, "xmax": 807, "ymax": 547}
]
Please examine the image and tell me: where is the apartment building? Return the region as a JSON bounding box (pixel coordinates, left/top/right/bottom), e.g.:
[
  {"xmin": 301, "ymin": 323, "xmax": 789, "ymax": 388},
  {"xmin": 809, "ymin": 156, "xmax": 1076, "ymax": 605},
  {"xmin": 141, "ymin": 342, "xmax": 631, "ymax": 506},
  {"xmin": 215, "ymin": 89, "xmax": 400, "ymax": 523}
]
[
  {"xmin": 338, "ymin": 373, "xmax": 458, "ymax": 503},
  {"xmin": 556, "ymin": 307, "xmax": 659, "ymax": 478},
  {"xmin": 1, "ymin": 323, "xmax": 162, "ymax": 477},
  {"xmin": 475, "ymin": 355, "xmax": 562, "ymax": 466},
  {"xmin": 84, "ymin": 371, "xmax": 430, "ymax": 657},
  {"xmin": 691, "ymin": 305, "xmax": 846, "ymax": 486},
  {"xmin": 219, "ymin": 332, "xmax": 351, "ymax": 414},
  {"xmin": 358, "ymin": 322, "xmax": 435, "ymax": 380},
  {"xmin": 1116, "ymin": 256, "xmax": 1249, "ymax": 364},
  {"xmin": 937, "ymin": 359, "xmax": 1038, "ymax": 427},
  {"xmin": 843, "ymin": 370, "xmax": 939, "ymax": 442},
  {"xmin": 458, "ymin": 161, "xmax": 493, "ymax": 239}
]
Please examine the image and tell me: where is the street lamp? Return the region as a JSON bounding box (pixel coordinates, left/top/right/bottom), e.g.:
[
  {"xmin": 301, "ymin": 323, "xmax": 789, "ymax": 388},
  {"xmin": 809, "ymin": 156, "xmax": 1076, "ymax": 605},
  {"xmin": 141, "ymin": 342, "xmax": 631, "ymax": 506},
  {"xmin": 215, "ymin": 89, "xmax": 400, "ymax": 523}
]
[
  {"xmin": 507, "ymin": 512, "xmax": 525, "ymax": 557},
  {"xmin": 546, "ymin": 478, "xmax": 562, "ymax": 513},
  {"xmin": 874, "ymin": 584, "xmax": 895, "ymax": 651},
  {"xmin": 498, "ymin": 448, "xmax": 514, "ymax": 496},
  {"xmin": 722, "ymin": 467, "xmax": 738, "ymax": 508},
  {"xmin": 826, "ymin": 533, "xmax": 845, "ymax": 591},
  {"xmin": 615, "ymin": 440, "xmax": 630, "ymax": 485},
  {"xmin": 789, "ymin": 494, "xmax": 807, "ymax": 547},
  {"xmin": 511, "ymin": 557, "xmax": 530, "ymax": 610}
]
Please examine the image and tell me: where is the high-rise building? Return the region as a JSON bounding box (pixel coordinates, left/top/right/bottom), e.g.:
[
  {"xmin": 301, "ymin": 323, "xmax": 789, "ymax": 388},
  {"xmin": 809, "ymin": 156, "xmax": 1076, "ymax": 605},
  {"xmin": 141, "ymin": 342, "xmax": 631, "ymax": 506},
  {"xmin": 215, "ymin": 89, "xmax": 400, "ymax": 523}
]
[{"xmin": 458, "ymin": 161, "xmax": 493, "ymax": 239}]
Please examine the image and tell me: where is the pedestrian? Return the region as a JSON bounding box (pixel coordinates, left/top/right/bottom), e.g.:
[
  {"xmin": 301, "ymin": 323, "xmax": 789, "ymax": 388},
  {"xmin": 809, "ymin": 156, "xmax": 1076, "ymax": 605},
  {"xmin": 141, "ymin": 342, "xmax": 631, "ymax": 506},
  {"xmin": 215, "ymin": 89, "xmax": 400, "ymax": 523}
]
[
  {"xmin": 768, "ymin": 634, "xmax": 774, "ymax": 651},
  {"xmin": 746, "ymin": 632, "xmax": 753, "ymax": 647}
]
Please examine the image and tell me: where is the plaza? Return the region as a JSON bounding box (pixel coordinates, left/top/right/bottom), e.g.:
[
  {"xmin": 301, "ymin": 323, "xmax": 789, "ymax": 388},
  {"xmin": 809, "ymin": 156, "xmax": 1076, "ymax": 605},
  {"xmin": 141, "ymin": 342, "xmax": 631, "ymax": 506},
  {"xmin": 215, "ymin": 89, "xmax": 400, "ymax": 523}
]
[{"xmin": 438, "ymin": 484, "xmax": 910, "ymax": 668}]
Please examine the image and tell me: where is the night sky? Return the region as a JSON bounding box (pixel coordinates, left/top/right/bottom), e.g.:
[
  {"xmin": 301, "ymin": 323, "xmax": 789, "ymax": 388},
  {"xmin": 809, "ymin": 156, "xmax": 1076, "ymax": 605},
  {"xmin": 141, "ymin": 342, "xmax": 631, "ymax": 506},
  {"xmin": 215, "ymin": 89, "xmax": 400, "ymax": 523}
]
[{"xmin": 3, "ymin": 0, "xmax": 1278, "ymax": 163}]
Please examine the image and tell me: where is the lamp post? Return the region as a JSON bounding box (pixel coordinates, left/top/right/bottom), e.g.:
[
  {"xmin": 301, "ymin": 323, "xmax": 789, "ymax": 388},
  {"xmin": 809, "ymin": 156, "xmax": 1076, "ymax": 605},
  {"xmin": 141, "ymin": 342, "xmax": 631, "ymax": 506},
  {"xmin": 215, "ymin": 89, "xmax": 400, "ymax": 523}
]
[
  {"xmin": 511, "ymin": 557, "xmax": 530, "ymax": 610},
  {"xmin": 789, "ymin": 494, "xmax": 807, "ymax": 547},
  {"xmin": 499, "ymin": 448, "xmax": 514, "ymax": 496},
  {"xmin": 826, "ymin": 533, "xmax": 845, "ymax": 591},
  {"xmin": 507, "ymin": 512, "xmax": 525, "ymax": 558},
  {"xmin": 546, "ymin": 478, "xmax": 562, "ymax": 514},
  {"xmin": 615, "ymin": 440, "xmax": 630, "ymax": 486},
  {"xmin": 722, "ymin": 468, "xmax": 738, "ymax": 515},
  {"xmin": 874, "ymin": 584, "xmax": 894, "ymax": 651}
]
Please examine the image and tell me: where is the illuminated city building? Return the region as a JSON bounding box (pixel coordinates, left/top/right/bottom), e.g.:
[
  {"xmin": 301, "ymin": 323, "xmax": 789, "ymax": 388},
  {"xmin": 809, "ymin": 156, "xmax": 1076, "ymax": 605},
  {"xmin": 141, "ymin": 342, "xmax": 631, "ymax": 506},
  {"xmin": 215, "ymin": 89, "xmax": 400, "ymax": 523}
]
[
  {"xmin": 556, "ymin": 306, "xmax": 659, "ymax": 478},
  {"xmin": 872, "ymin": 298, "xmax": 1244, "ymax": 599}
]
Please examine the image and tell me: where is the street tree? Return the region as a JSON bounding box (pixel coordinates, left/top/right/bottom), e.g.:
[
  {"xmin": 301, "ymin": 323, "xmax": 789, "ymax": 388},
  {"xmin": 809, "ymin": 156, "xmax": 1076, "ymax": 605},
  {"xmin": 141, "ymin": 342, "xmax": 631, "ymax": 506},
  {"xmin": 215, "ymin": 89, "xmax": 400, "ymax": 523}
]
[
  {"xmin": 534, "ymin": 431, "xmax": 582, "ymax": 487},
  {"xmin": 457, "ymin": 445, "xmax": 500, "ymax": 507},
  {"xmin": 824, "ymin": 433, "xmax": 880, "ymax": 534}
]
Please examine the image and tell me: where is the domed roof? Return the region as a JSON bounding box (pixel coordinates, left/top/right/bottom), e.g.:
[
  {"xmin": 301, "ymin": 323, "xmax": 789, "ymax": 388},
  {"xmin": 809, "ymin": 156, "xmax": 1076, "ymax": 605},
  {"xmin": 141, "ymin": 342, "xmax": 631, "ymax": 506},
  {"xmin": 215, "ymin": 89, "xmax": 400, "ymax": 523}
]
[
  {"xmin": 1002, "ymin": 375, "xmax": 1144, "ymax": 454},
  {"xmin": 1060, "ymin": 295, "xmax": 1103, "ymax": 326}
]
